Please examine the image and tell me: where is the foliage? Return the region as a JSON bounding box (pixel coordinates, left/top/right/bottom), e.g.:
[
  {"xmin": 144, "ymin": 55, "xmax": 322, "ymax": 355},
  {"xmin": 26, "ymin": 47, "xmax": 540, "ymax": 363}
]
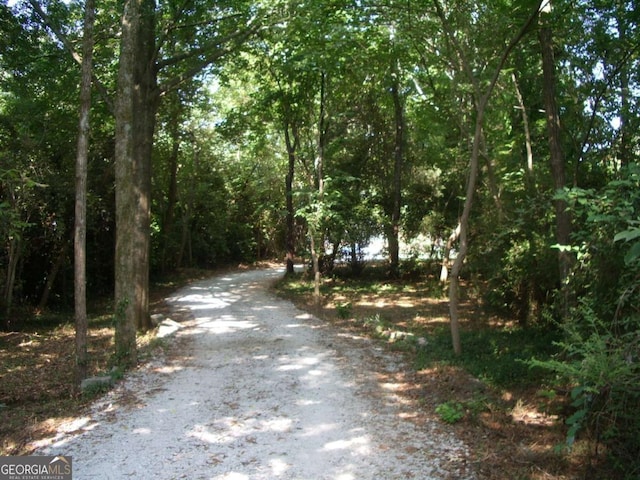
[
  {"xmin": 435, "ymin": 401, "xmax": 465, "ymax": 424},
  {"xmin": 415, "ymin": 324, "xmax": 560, "ymax": 390},
  {"xmin": 1, "ymin": 0, "xmax": 640, "ymax": 472},
  {"xmin": 530, "ymin": 305, "xmax": 640, "ymax": 476},
  {"xmin": 530, "ymin": 166, "xmax": 640, "ymax": 476},
  {"xmin": 474, "ymin": 197, "xmax": 559, "ymax": 324}
]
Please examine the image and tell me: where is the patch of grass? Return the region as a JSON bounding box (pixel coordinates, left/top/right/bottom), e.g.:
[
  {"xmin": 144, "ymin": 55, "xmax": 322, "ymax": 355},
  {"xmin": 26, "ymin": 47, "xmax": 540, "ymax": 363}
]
[
  {"xmin": 414, "ymin": 324, "xmax": 561, "ymax": 390},
  {"xmin": 335, "ymin": 302, "xmax": 352, "ymax": 319},
  {"xmin": 436, "ymin": 400, "xmax": 465, "ymax": 424}
]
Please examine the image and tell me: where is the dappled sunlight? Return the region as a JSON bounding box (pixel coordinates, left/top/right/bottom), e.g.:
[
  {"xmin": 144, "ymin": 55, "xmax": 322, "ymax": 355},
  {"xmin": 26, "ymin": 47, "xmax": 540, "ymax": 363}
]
[
  {"xmin": 356, "ymin": 295, "xmax": 416, "ymax": 309},
  {"xmin": 322, "ymin": 434, "xmax": 370, "ymax": 454},
  {"xmin": 25, "ymin": 267, "xmax": 477, "ymax": 479},
  {"xmin": 511, "ymin": 399, "xmax": 559, "ymax": 427},
  {"xmin": 194, "ymin": 316, "xmax": 260, "ymax": 334},
  {"xmin": 152, "ymin": 364, "xmax": 184, "ymax": 374},
  {"xmin": 297, "ymin": 422, "xmax": 338, "ymax": 438}
]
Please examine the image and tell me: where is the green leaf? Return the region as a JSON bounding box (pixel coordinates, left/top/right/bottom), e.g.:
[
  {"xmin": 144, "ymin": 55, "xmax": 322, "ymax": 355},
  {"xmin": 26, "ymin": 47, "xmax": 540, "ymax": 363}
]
[
  {"xmin": 624, "ymin": 242, "xmax": 640, "ymax": 265},
  {"xmin": 614, "ymin": 228, "xmax": 640, "ymax": 243}
]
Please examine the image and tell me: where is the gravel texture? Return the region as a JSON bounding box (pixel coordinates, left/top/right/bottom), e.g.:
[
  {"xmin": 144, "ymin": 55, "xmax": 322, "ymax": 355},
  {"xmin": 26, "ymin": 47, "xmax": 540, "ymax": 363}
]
[{"xmin": 37, "ymin": 266, "xmax": 476, "ymax": 479}]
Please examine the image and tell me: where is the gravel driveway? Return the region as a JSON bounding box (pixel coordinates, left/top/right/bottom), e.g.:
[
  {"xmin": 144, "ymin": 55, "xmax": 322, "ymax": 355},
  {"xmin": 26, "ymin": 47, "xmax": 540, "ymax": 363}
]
[{"xmin": 38, "ymin": 266, "xmax": 476, "ymax": 479}]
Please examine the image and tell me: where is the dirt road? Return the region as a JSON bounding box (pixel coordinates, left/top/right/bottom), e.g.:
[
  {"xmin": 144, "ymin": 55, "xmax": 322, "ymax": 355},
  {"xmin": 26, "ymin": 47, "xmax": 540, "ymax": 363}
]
[{"xmin": 38, "ymin": 266, "xmax": 475, "ymax": 479}]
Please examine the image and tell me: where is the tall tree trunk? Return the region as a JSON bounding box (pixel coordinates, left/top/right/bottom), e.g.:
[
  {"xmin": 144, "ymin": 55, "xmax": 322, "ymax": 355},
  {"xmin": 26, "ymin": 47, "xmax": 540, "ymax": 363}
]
[
  {"xmin": 114, "ymin": 0, "xmax": 158, "ymax": 367},
  {"xmin": 388, "ymin": 71, "xmax": 404, "ymax": 278},
  {"xmin": 539, "ymin": 16, "xmax": 573, "ymax": 317},
  {"xmin": 448, "ymin": 114, "xmax": 483, "ymax": 356},
  {"xmin": 284, "ymin": 121, "xmax": 298, "ymax": 275},
  {"xmin": 2, "ymin": 236, "xmax": 20, "ymax": 328},
  {"xmin": 512, "ymin": 72, "xmax": 535, "ymax": 187},
  {"xmin": 310, "ymin": 72, "xmax": 327, "ymax": 303},
  {"xmin": 511, "ymin": 72, "xmax": 538, "ymax": 324},
  {"xmin": 73, "ymin": 0, "xmax": 95, "ymax": 386},
  {"xmin": 439, "ymin": 223, "xmax": 460, "ymax": 283},
  {"xmin": 616, "ymin": 1, "xmax": 630, "ymax": 167},
  {"xmin": 177, "ymin": 148, "xmax": 197, "ymax": 268}
]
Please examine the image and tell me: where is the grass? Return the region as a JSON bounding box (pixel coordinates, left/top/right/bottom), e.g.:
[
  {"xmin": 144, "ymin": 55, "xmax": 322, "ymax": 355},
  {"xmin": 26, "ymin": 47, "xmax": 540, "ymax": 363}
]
[
  {"xmin": 276, "ymin": 262, "xmax": 620, "ymax": 479},
  {"xmin": 413, "ymin": 324, "xmax": 562, "ymax": 389}
]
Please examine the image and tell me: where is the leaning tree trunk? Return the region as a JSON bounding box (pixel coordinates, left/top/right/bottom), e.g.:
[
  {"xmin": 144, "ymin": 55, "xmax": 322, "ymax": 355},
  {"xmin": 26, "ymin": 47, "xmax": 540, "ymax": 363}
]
[
  {"xmin": 448, "ymin": 114, "xmax": 483, "ymax": 356},
  {"xmin": 434, "ymin": 0, "xmax": 544, "ymax": 355}
]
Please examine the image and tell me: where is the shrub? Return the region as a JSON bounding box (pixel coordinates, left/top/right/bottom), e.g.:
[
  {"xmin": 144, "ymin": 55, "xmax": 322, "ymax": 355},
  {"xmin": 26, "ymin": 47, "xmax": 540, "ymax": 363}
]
[
  {"xmin": 530, "ymin": 304, "xmax": 640, "ymax": 477},
  {"xmin": 435, "ymin": 401, "xmax": 465, "ymax": 424}
]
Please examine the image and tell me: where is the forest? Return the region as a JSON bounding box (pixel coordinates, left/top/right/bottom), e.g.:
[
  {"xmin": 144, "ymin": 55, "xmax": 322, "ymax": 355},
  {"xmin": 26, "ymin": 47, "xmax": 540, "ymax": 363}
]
[{"xmin": 1, "ymin": 0, "xmax": 639, "ymax": 477}]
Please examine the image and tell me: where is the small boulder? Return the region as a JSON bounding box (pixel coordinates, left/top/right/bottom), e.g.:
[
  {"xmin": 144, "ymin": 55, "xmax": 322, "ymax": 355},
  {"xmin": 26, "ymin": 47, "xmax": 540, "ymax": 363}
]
[
  {"xmin": 80, "ymin": 376, "xmax": 114, "ymax": 393},
  {"xmin": 150, "ymin": 313, "xmax": 164, "ymax": 326},
  {"xmin": 157, "ymin": 318, "xmax": 182, "ymax": 338}
]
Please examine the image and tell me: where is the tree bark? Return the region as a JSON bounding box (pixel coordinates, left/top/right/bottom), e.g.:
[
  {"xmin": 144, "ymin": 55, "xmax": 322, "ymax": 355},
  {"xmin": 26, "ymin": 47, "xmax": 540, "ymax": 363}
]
[
  {"xmin": 389, "ymin": 69, "xmax": 404, "ymax": 278},
  {"xmin": 511, "ymin": 72, "xmax": 534, "ymax": 185},
  {"xmin": 311, "ymin": 72, "xmax": 327, "ymax": 303},
  {"xmin": 2, "ymin": 235, "xmax": 20, "ymax": 327},
  {"xmin": 448, "ymin": 114, "xmax": 483, "ymax": 356},
  {"xmin": 38, "ymin": 239, "xmax": 69, "ymax": 311},
  {"xmin": 539, "ymin": 17, "xmax": 572, "ymax": 317},
  {"xmin": 161, "ymin": 135, "xmax": 180, "ymax": 272},
  {"xmin": 284, "ymin": 121, "xmax": 298, "ymax": 275},
  {"xmin": 73, "ymin": 0, "xmax": 95, "ymax": 386},
  {"xmin": 616, "ymin": 2, "xmax": 631, "ymax": 167},
  {"xmin": 114, "ymin": 0, "xmax": 158, "ymax": 366}
]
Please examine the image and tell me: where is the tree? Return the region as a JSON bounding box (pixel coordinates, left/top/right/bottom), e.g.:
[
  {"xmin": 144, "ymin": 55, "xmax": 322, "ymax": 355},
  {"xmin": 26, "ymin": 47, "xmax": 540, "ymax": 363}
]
[
  {"xmin": 112, "ymin": 0, "xmax": 157, "ymax": 366},
  {"xmin": 539, "ymin": 3, "xmax": 572, "ymax": 317},
  {"xmin": 74, "ymin": 0, "xmax": 95, "ymax": 385},
  {"xmin": 388, "ymin": 59, "xmax": 405, "ymax": 278},
  {"xmin": 431, "ymin": 0, "xmax": 543, "ymax": 354}
]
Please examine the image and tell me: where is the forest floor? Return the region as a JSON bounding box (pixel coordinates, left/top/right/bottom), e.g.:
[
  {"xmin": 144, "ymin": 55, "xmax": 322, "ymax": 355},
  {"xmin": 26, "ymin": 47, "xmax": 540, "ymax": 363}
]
[
  {"xmin": 274, "ymin": 266, "xmax": 612, "ymax": 480},
  {"xmin": 0, "ymin": 263, "xmax": 612, "ymax": 479}
]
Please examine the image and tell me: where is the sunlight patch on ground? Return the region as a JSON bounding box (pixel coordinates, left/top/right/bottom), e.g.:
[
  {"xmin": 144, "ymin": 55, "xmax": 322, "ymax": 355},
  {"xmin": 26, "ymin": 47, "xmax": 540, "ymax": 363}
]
[
  {"xmin": 299, "ymin": 422, "xmax": 337, "ymax": 438},
  {"xmin": 177, "ymin": 296, "xmax": 232, "ymax": 309},
  {"xmin": 322, "ymin": 435, "xmax": 370, "ymax": 454},
  {"xmin": 269, "ymin": 458, "xmax": 289, "ymax": 475},
  {"xmin": 152, "ymin": 365, "xmax": 184, "ymax": 374},
  {"xmin": 194, "ymin": 316, "xmax": 259, "ymax": 334},
  {"xmin": 511, "ymin": 399, "xmax": 559, "ymax": 427},
  {"xmin": 57, "ymin": 417, "xmax": 94, "ymax": 433},
  {"xmin": 214, "ymin": 473, "xmax": 249, "ymax": 480}
]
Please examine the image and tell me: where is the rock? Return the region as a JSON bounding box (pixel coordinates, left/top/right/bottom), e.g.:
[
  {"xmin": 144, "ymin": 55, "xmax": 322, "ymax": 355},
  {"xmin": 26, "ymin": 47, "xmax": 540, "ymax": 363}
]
[
  {"xmin": 81, "ymin": 376, "xmax": 114, "ymax": 393},
  {"xmin": 150, "ymin": 313, "xmax": 164, "ymax": 326},
  {"xmin": 157, "ymin": 318, "xmax": 183, "ymax": 338}
]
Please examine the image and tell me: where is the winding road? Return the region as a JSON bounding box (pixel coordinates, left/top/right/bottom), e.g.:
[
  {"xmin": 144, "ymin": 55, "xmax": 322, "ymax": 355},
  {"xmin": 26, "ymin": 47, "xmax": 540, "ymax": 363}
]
[{"xmin": 38, "ymin": 266, "xmax": 475, "ymax": 479}]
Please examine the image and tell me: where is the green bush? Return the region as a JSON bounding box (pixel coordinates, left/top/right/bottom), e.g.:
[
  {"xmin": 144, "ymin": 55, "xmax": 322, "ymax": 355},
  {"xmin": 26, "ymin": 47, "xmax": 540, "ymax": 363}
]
[
  {"xmin": 530, "ymin": 304, "xmax": 640, "ymax": 477},
  {"xmin": 531, "ymin": 166, "xmax": 640, "ymax": 477}
]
